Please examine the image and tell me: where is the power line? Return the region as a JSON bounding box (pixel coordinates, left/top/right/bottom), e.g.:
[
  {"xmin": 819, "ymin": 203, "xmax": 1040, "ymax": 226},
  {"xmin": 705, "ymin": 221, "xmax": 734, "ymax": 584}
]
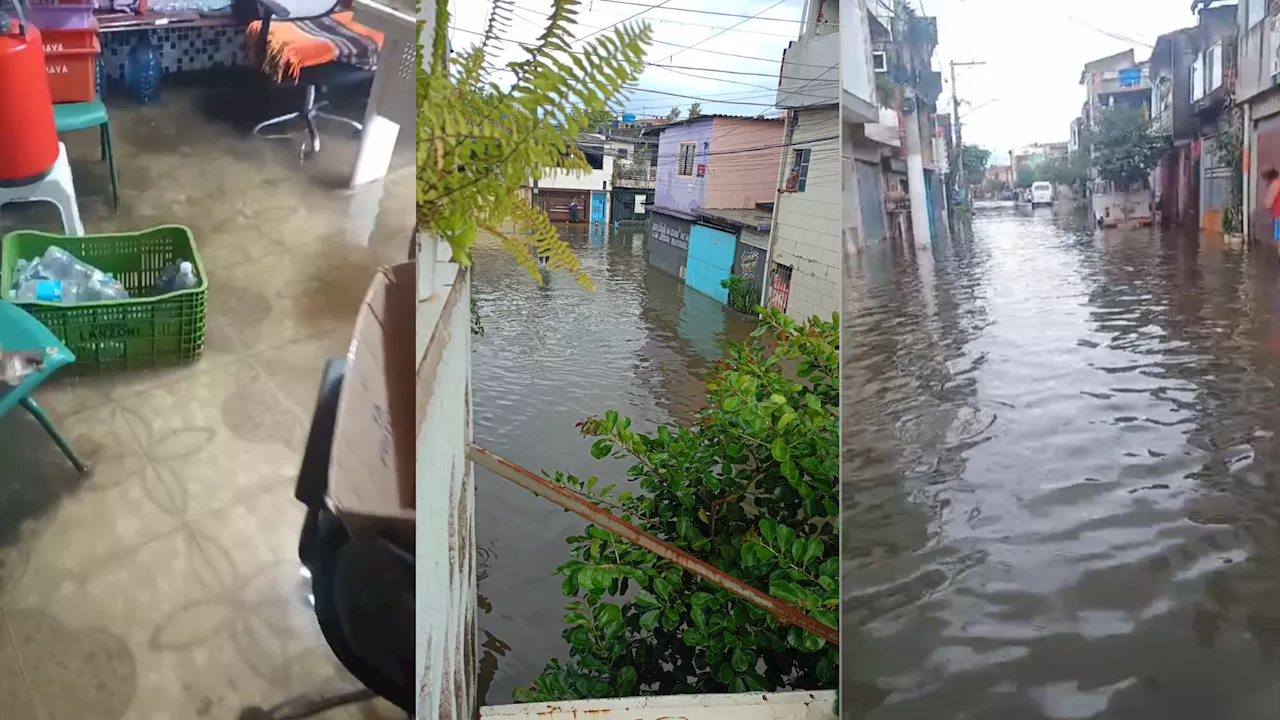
[
  {"xmin": 648, "ymin": 63, "xmax": 796, "ymax": 79},
  {"xmin": 656, "ymin": 0, "xmax": 788, "ymax": 65},
  {"xmin": 591, "ymin": 0, "xmax": 830, "ymax": 26},
  {"xmin": 573, "ymin": 0, "xmax": 676, "ymax": 46},
  {"xmin": 1066, "ymin": 16, "xmax": 1153, "ymax": 49},
  {"xmin": 623, "ymin": 87, "xmax": 788, "ymax": 106},
  {"xmin": 450, "ymin": 23, "xmax": 835, "ymax": 104},
  {"xmin": 588, "ymin": 134, "xmax": 839, "ymax": 162},
  {"xmin": 502, "ymin": 7, "xmax": 808, "ymax": 92},
  {"xmin": 450, "ymin": 22, "xmax": 836, "ymax": 73},
  {"xmin": 503, "ymin": 3, "xmax": 833, "ymax": 68},
  {"xmin": 579, "ymin": 9, "xmax": 801, "ymax": 38}
]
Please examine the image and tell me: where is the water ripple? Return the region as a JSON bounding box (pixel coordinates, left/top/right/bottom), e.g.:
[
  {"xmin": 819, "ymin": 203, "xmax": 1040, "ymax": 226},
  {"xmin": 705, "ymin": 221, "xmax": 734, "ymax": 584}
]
[
  {"xmin": 469, "ymin": 226, "xmax": 755, "ymax": 703},
  {"xmin": 842, "ymin": 209, "xmax": 1280, "ymax": 719}
]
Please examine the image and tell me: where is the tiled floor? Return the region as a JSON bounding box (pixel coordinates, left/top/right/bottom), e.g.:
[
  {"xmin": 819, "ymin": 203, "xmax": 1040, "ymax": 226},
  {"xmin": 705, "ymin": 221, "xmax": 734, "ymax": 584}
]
[{"xmin": 0, "ymin": 79, "xmax": 412, "ymax": 719}]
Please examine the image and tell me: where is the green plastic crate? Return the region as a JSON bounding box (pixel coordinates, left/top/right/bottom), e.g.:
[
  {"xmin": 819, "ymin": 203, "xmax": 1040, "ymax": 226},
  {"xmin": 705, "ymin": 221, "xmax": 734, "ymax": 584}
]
[{"xmin": 0, "ymin": 225, "xmax": 208, "ymax": 372}]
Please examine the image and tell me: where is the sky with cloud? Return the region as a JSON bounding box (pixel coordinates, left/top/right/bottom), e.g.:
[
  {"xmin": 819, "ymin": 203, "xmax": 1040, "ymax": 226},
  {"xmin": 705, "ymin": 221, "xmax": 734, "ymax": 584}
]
[
  {"xmin": 446, "ymin": 0, "xmax": 1202, "ymax": 155},
  {"xmin": 445, "ymin": 0, "xmax": 811, "ymax": 120},
  {"xmin": 928, "ymin": 0, "xmax": 1199, "ymax": 160}
]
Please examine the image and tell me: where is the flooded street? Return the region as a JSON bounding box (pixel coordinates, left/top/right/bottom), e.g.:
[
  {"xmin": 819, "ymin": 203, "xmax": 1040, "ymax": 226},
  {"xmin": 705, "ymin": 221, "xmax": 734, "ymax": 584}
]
[
  {"xmin": 842, "ymin": 206, "xmax": 1280, "ymax": 719},
  {"xmin": 468, "ymin": 225, "xmax": 755, "ymax": 704}
]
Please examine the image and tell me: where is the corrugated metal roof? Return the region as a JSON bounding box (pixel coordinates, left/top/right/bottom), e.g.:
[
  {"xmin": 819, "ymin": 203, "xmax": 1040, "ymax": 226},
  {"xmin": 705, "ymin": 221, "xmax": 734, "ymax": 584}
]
[{"xmin": 648, "ymin": 114, "xmax": 785, "ymax": 133}]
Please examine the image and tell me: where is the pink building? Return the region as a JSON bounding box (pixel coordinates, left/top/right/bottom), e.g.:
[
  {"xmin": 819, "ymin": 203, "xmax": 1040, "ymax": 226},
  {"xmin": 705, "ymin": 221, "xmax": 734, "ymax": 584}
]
[{"xmin": 651, "ymin": 115, "xmax": 784, "ymax": 215}]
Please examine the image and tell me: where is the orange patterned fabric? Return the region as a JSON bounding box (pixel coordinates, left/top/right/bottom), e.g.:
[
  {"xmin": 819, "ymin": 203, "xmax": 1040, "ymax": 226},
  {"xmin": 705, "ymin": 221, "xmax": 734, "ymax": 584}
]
[{"xmin": 245, "ymin": 11, "xmax": 383, "ymax": 83}]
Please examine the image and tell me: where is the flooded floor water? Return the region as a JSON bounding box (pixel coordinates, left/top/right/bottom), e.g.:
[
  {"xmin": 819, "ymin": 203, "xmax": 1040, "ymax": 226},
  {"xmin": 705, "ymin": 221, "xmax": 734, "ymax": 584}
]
[
  {"xmin": 842, "ymin": 206, "xmax": 1280, "ymax": 719},
  {"xmin": 0, "ymin": 80, "xmax": 411, "ymax": 718},
  {"xmin": 468, "ymin": 224, "xmax": 755, "ymax": 704}
]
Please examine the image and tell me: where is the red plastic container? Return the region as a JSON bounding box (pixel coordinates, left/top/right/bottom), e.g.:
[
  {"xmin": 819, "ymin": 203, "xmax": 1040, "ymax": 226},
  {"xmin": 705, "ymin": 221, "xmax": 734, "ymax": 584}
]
[
  {"xmin": 44, "ymin": 34, "xmax": 98, "ymax": 103},
  {"xmin": 41, "ymin": 21, "xmax": 98, "ymax": 54},
  {"xmin": 0, "ymin": 14, "xmax": 59, "ymax": 184}
]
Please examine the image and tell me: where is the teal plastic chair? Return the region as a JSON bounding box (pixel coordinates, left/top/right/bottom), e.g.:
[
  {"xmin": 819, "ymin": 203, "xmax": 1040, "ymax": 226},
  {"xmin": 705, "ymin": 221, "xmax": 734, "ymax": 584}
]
[
  {"xmin": 0, "ymin": 300, "xmax": 87, "ymax": 472},
  {"xmin": 53, "ymin": 100, "xmax": 119, "ymax": 211}
]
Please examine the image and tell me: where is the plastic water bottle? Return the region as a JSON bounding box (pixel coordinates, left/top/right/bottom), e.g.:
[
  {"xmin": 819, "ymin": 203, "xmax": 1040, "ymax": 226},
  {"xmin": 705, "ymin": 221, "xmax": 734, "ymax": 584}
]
[
  {"xmin": 83, "ymin": 273, "xmax": 129, "ymax": 302},
  {"xmin": 17, "ymin": 279, "xmax": 61, "ymax": 303},
  {"xmin": 125, "ymin": 33, "xmax": 161, "ymax": 104},
  {"xmin": 154, "ymin": 261, "xmax": 198, "ymax": 294},
  {"xmin": 172, "ymin": 261, "xmax": 198, "ymax": 291},
  {"xmin": 37, "ymin": 246, "xmax": 84, "ymax": 282},
  {"xmin": 33, "ymin": 247, "xmax": 128, "ymax": 303}
]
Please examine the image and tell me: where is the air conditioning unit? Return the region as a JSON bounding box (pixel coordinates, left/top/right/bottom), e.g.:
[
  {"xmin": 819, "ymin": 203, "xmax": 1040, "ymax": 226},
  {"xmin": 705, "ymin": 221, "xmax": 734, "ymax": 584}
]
[{"xmin": 872, "ymin": 51, "xmax": 888, "ymax": 73}]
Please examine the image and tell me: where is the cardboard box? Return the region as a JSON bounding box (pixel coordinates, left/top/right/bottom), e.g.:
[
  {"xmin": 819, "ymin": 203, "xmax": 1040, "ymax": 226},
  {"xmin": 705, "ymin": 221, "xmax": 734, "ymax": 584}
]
[{"xmin": 328, "ymin": 261, "xmax": 416, "ymax": 546}]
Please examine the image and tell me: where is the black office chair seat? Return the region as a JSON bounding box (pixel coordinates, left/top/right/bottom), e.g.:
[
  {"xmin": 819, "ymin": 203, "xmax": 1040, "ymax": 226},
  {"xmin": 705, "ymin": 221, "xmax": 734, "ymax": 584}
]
[
  {"xmin": 242, "ymin": 0, "xmax": 377, "ymax": 159},
  {"xmin": 296, "ymin": 61, "xmax": 372, "ymax": 88},
  {"xmin": 240, "ymin": 358, "xmax": 414, "ymax": 719}
]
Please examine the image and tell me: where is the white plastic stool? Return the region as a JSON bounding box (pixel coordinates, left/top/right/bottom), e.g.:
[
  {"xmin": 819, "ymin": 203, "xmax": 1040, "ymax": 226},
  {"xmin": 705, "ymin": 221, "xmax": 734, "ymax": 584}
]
[{"xmin": 0, "ymin": 143, "xmax": 85, "ymax": 237}]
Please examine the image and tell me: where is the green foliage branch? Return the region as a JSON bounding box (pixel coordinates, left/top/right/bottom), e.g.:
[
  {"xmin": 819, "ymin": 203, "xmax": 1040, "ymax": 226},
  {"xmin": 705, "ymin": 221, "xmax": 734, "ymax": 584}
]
[
  {"xmin": 417, "ymin": 0, "xmax": 652, "ymax": 288},
  {"xmin": 1090, "ymin": 106, "xmax": 1170, "ymax": 190},
  {"xmin": 514, "ymin": 309, "xmax": 840, "ymax": 702}
]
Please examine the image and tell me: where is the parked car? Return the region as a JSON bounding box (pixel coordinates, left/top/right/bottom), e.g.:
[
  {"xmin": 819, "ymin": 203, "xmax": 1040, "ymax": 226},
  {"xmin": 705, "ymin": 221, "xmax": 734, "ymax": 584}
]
[{"xmin": 1030, "ymin": 181, "xmax": 1053, "ymax": 208}]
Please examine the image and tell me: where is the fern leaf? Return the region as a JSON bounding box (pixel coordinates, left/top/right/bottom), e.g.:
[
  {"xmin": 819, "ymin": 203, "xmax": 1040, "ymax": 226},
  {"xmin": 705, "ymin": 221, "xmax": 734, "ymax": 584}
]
[{"xmin": 418, "ymin": 0, "xmax": 652, "ymax": 286}]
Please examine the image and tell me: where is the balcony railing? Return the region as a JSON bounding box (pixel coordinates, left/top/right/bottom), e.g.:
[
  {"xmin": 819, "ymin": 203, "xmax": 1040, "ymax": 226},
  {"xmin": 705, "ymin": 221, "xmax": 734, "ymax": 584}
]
[{"xmin": 614, "ymin": 163, "xmax": 657, "ymax": 184}]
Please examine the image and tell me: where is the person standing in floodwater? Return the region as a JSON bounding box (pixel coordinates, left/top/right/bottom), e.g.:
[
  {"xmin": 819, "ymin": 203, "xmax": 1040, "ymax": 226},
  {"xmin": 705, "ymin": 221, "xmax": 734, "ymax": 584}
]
[
  {"xmin": 568, "ymin": 198, "xmax": 579, "ymax": 224},
  {"xmin": 1265, "ymin": 168, "xmax": 1280, "ymax": 255}
]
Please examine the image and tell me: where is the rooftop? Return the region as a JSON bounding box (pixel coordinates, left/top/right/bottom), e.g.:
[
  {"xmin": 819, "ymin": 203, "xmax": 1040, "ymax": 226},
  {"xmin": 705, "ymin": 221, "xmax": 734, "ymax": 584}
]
[
  {"xmin": 697, "ymin": 206, "xmax": 774, "ymax": 233},
  {"xmin": 644, "ymin": 114, "xmax": 784, "ymax": 135}
]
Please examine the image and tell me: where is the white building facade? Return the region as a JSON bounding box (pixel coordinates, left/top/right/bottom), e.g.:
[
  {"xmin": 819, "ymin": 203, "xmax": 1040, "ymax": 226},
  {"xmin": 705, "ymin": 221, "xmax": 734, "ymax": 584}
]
[{"xmin": 764, "ymin": 0, "xmax": 868, "ymax": 321}]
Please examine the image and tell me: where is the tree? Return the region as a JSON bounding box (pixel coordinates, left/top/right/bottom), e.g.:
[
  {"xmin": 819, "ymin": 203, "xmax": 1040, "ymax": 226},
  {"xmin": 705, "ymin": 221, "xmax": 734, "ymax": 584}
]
[
  {"xmin": 981, "ymin": 177, "xmax": 1008, "ymax": 195},
  {"xmin": 1034, "ymin": 155, "xmax": 1087, "ymax": 189},
  {"xmin": 959, "ymin": 145, "xmax": 990, "ymax": 188},
  {"xmin": 1090, "ymin": 105, "xmax": 1169, "ymax": 190},
  {"xmin": 688, "ymin": 102, "xmax": 703, "ymax": 118},
  {"xmin": 584, "ymin": 108, "xmax": 616, "ymax": 131},
  {"xmin": 668, "ymin": 106, "xmax": 683, "ymax": 122},
  {"xmin": 1015, "ymin": 163, "xmax": 1036, "ymax": 189},
  {"xmin": 418, "ymin": 0, "xmax": 652, "ymax": 289},
  {"xmin": 515, "ymin": 309, "xmax": 839, "ymax": 702}
]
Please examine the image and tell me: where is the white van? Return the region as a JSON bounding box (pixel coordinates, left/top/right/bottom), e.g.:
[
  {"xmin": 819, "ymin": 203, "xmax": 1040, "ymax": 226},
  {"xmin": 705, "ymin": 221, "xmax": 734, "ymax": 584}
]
[{"xmin": 1030, "ymin": 181, "xmax": 1053, "ymax": 208}]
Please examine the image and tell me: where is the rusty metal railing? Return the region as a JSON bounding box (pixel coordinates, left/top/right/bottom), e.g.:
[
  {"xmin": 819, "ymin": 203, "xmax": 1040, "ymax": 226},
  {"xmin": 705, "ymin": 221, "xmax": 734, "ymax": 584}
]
[{"xmin": 467, "ymin": 445, "xmax": 839, "ymax": 646}]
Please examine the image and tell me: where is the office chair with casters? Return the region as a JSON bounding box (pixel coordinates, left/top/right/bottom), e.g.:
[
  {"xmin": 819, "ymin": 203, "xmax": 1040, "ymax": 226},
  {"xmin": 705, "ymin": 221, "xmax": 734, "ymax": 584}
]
[
  {"xmin": 242, "ymin": 0, "xmax": 381, "ymax": 159},
  {"xmin": 238, "ymin": 358, "xmax": 415, "ymax": 719}
]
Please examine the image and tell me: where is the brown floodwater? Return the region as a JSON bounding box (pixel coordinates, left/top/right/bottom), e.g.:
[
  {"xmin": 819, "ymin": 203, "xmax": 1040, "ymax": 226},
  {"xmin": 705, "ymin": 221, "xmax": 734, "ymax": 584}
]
[
  {"xmin": 468, "ymin": 224, "xmax": 756, "ymax": 704},
  {"xmin": 842, "ymin": 206, "xmax": 1280, "ymax": 719}
]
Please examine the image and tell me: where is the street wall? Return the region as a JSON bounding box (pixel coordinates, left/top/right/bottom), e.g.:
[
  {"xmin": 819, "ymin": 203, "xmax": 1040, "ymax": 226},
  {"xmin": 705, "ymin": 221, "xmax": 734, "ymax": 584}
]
[
  {"xmin": 647, "ymin": 212, "xmax": 692, "ymax": 278},
  {"xmin": 771, "ymin": 106, "xmax": 842, "ymax": 321}
]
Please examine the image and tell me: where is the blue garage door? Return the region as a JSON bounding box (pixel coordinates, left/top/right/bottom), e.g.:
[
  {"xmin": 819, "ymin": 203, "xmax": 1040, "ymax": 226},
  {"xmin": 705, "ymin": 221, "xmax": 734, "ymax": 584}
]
[{"xmin": 685, "ymin": 224, "xmax": 736, "ymax": 304}]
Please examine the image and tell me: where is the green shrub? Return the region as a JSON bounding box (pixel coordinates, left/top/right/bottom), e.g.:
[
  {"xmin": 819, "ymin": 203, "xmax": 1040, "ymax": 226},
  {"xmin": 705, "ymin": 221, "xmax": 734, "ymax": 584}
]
[{"xmin": 515, "ymin": 309, "xmax": 839, "ymax": 701}]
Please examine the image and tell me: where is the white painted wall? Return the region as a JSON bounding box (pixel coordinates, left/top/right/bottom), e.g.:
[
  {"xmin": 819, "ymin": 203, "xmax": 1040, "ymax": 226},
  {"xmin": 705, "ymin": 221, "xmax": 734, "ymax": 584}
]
[
  {"xmin": 840, "ymin": 0, "xmax": 878, "ymax": 122},
  {"xmin": 482, "ymin": 691, "xmax": 836, "ymax": 720},
  {"xmin": 770, "ymin": 106, "xmax": 842, "ymax": 321},
  {"xmin": 416, "ymin": 242, "xmax": 477, "ymax": 720},
  {"xmin": 536, "ymin": 146, "xmax": 616, "ymax": 192}
]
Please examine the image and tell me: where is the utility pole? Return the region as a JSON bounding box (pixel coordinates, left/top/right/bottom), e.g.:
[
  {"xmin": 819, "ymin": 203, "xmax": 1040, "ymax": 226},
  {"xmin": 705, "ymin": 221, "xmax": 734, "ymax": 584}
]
[
  {"xmin": 949, "ymin": 60, "xmax": 986, "ymax": 204},
  {"xmin": 903, "ymin": 89, "xmax": 932, "ymax": 249}
]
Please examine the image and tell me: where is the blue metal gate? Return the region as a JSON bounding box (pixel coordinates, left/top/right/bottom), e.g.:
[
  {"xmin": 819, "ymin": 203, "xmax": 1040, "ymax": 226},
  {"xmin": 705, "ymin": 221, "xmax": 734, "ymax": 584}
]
[
  {"xmin": 685, "ymin": 224, "xmax": 736, "ymax": 304},
  {"xmin": 923, "ymin": 170, "xmax": 937, "ymax": 241},
  {"xmin": 590, "ymin": 191, "xmax": 607, "ymax": 226}
]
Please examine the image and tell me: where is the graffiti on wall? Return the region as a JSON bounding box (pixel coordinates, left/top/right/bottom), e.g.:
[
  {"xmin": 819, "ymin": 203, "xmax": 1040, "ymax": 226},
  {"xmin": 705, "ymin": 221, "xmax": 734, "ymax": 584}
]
[
  {"xmin": 740, "ymin": 248, "xmax": 761, "ymax": 279},
  {"xmin": 652, "ymin": 218, "xmax": 690, "ymax": 250}
]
